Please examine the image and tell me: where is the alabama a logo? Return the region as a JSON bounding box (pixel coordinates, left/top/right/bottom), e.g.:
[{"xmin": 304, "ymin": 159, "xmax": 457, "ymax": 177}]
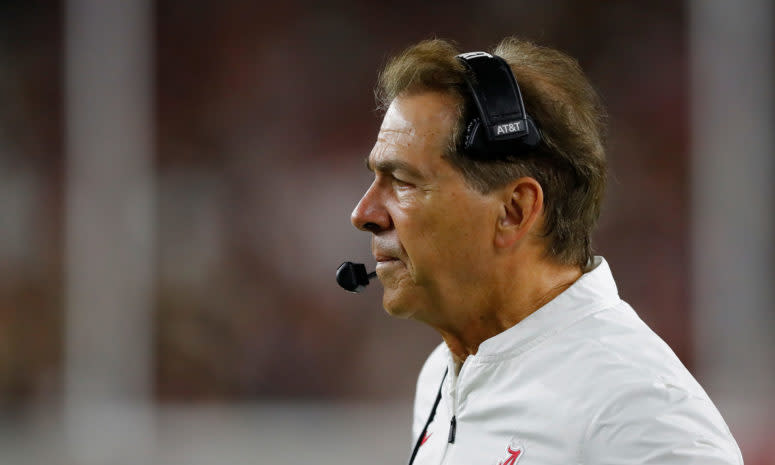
[{"xmin": 495, "ymin": 438, "xmax": 524, "ymax": 465}]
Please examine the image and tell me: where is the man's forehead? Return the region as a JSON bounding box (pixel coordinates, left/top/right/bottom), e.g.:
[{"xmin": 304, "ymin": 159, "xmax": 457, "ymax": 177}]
[
  {"xmin": 365, "ymin": 135, "xmax": 422, "ymax": 174},
  {"xmin": 367, "ymin": 93, "xmax": 457, "ymax": 166},
  {"xmin": 380, "ymin": 92, "xmax": 458, "ymax": 134},
  {"xmin": 379, "ymin": 100, "xmax": 417, "ymax": 136}
]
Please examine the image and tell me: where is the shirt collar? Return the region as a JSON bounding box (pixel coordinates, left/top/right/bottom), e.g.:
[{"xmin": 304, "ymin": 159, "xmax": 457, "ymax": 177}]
[{"xmin": 471, "ymin": 256, "xmax": 621, "ymax": 361}]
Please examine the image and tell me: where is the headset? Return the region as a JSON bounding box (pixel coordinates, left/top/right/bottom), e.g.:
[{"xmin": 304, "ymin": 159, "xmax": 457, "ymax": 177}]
[{"xmin": 337, "ymin": 51, "xmax": 541, "ymax": 464}]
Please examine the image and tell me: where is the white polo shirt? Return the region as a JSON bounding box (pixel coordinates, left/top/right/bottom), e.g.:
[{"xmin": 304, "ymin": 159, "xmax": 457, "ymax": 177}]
[{"xmin": 411, "ymin": 257, "xmax": 742, "ymax": 465}]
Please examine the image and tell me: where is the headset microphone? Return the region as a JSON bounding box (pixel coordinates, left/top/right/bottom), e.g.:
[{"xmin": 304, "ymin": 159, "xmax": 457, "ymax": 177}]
[{"xmin": 336, "ymin": 261, "xmax": 377, "ymax": 293}]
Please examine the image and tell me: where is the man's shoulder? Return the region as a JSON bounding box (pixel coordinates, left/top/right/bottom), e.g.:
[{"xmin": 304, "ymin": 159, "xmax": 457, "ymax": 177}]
[
  {"xmin": 542, "ymin": 301, "xmax": 702, "ymax": 395},
  {"xmin": 574, "ymin": 310, "xmax": 743, "ymax": 464},
  {"xmin": 544, "ymin": 302, "xmax": 740, "ymax": 460},
  {"xmin": 563, "ymin": 301, "xmax": 697, "ymax": 386},
  {"xmin": 522, "ymin": 304, "xmax": 740, "ymax": 463}
]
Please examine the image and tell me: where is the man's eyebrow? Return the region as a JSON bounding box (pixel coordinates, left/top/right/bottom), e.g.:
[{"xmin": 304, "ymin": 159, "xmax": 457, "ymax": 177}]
[{"xmin": 364, "ymin": 157, "xmax": 425, "ymax": 179}]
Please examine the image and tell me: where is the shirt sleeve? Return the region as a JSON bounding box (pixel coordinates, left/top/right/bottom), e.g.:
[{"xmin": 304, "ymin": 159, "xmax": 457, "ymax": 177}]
[{"xmin": 582, "ymin": 379, "xmax": 743, "ymax": 465}]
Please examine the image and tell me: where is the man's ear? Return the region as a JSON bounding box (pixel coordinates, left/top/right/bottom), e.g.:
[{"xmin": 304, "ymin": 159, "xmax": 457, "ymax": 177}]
[{"xmin": 494, "ymin": 177, "xmax": 544, "ymax": 249}]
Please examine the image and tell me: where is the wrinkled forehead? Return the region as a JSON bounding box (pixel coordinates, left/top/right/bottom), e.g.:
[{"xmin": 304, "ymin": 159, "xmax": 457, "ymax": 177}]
[{"xmin": 376, "ymin": 92, "xmax": 459, "ymax": 154}]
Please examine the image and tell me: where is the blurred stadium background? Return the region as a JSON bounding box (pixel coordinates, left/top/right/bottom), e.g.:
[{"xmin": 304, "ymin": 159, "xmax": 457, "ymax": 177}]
[{"xmin": 0, "ymin": 0, "xmax": 772, "ymax": 463}]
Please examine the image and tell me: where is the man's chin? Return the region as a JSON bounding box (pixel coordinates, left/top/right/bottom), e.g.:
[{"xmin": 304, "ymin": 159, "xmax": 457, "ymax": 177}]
[{"xmin": 381, "ymin": 288, "xmax": 417, "ymax": 320}]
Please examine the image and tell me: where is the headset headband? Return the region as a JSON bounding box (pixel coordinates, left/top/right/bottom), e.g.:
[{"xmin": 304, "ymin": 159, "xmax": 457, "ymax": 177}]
[{"xmin": 456, "ymin": 52, "xmax": 541, "ymax": 158}]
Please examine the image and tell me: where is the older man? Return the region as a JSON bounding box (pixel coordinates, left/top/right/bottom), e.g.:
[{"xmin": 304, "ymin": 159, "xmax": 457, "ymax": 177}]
[{"xmin": 350, "ymin": 38, "xmax": 742, "ymax": 465}]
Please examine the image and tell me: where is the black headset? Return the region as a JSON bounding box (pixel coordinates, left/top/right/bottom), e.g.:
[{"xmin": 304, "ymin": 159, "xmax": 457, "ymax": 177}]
[{"xmin": 456, "ymin": 51, "xmax": 542, "ymax": 159}]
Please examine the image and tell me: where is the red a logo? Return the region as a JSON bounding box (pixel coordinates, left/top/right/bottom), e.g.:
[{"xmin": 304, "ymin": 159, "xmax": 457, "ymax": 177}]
[{"xmin": 498, "ymin": 446, "xmax": 523, "ymax": 465}]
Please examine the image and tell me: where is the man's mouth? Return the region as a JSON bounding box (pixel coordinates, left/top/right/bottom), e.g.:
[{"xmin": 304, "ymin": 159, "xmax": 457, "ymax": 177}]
[{"xmin": 375, "ymin": 255, "xmax": 403, "ymax": 271}]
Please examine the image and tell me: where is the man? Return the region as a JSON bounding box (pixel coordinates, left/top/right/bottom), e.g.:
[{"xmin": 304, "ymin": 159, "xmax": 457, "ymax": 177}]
[{"xmin": 350, "ymin": 38, "xmax": 742, "ymax": 464}]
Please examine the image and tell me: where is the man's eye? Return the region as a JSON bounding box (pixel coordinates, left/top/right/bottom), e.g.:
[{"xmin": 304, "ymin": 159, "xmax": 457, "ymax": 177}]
[{"xmin": 392, "ymin": 177, "xmax": 413, "ymax": 188}]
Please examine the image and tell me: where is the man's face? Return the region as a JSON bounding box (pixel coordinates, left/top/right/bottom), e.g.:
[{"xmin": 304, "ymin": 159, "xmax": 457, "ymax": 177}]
[{"xmin": 351, "ymin": 91, "xmax": 499, "ymax": 324}]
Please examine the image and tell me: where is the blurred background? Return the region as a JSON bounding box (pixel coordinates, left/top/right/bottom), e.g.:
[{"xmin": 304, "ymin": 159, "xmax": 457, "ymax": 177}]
[{"xmin": 0, "ymin": 0, "xmax": 772, "ymax": 463}]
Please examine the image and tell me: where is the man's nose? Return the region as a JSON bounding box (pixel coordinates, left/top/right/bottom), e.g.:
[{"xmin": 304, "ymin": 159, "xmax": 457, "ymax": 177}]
[{"xmin": 351, "ymin": 182, "xmax": 391, "ymax": 233}]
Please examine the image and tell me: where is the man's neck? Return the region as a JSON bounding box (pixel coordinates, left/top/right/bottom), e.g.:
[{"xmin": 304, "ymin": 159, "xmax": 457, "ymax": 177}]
[{"xmin": 438, "ymin": 258, "xmax": 582, "ymax": 364}]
